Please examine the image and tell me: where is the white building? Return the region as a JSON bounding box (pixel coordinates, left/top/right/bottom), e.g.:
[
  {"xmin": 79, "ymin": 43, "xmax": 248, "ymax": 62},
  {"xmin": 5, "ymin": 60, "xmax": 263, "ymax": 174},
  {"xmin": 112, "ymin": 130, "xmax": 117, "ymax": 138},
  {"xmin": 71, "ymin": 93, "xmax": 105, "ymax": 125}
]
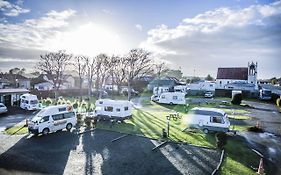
[
  {"xmin": 187, "ymin": 81, "xmax": 215, "ymax": 91},
  {"xmin": 215, "ymin": 62, "xmax": 258, "ymax": 90}
]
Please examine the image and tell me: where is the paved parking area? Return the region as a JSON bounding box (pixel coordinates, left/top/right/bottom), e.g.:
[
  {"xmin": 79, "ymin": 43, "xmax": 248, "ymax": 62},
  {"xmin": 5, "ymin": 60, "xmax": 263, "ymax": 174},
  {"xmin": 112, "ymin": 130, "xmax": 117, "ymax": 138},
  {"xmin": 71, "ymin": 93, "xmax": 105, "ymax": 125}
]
[{"xmin": 0, "ymin": 129, "xmax": 221, "ymax": 175}]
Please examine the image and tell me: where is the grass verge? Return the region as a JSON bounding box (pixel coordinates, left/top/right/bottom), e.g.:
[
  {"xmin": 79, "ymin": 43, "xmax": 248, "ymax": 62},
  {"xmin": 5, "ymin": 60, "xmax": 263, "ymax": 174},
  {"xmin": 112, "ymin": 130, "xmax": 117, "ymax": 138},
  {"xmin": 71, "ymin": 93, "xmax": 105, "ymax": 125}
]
[{"xmin": 5, "ymin": 125, "xmax": 28, "ymax": 135}]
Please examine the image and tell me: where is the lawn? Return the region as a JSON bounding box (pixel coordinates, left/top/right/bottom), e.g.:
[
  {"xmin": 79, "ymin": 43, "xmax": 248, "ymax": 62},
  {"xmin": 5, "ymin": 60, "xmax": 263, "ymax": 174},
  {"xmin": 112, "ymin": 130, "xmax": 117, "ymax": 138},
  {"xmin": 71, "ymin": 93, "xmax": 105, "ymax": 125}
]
[{"xmin": 5, "ymin": 125, "xmax": 28, "ymax": 135}]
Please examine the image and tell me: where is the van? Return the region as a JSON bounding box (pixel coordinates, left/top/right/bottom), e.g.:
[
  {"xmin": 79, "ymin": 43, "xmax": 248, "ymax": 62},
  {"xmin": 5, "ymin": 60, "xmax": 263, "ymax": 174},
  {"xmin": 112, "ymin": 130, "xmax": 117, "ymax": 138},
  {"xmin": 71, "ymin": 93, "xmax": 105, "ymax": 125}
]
[
  {"xmin": 92, "ymin": 99, "xmax": 133, "ymax": 121},
  {"xmin": 20, "ymin": 93, "xmax": 39, "ymax": 110},
  {"xmin": 186, "ymin": 107, "xmax": 230, "ymax": 133},
  {"xmin": 157, "ymin": 92, "xmax": 186, "ymax": 105},
  {"xmin": 28, "ymin": 105, "xmax": 77, "ymax": 136}
]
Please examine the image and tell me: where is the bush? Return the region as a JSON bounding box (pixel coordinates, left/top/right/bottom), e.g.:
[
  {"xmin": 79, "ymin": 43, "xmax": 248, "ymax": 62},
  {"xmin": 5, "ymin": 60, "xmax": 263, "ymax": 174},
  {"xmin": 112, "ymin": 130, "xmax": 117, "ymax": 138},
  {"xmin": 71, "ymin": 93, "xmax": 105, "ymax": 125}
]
[
  {"xmin": 76, "ymin": 113, "xmax": 83, "ymax": 125},
  {"xmin": 73, "ymin": 102, "xmax": 78, "ymax": 110},
  {"xmin": 231, "ymin": 93, "xmax": 242, "ymax": 105},
  {"xmin": 277, "ymin": 97, "xmax": 281, "ymax": 107},
  {"xmin": 84, "ymin": 117, "xmax": 92, "ymax": 128},
  {"xmin": 45, "ymin": 98, "xmax": 52, "ymax": 106},
  {"xmin": 216, "ymin": 132, "xmax": 227, "ymax": 150}
]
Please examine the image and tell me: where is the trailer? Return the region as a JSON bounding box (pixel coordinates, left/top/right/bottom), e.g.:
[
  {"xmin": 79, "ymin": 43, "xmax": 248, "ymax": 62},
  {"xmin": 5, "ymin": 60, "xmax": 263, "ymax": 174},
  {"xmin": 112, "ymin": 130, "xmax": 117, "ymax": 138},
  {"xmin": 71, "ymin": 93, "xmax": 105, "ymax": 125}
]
[
  {"xmin": 157, "ymin": 92, "xmax": 186, "ymax": 105},
  {"xmin": 93, "ymin": 99, "xmax": 133, "ymax": 121}
]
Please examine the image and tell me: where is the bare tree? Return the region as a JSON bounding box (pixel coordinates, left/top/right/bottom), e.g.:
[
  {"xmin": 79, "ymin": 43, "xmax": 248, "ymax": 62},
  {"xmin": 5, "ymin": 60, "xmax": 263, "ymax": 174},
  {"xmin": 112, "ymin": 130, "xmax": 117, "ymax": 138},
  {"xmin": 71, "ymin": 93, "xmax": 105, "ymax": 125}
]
[
  {"xmin": 73, "ymin": 55, "xmax": 87, "ymax": 99},
  {"xmin": 95, "ymin": 54, "xmax": 110, "ymax": 99},
  {"xmin": 84, "ymin": 56, "xmax": 96, "ymax": 96},
  {"xmin": 154, "ymin": 62, "xmax": 168, "ymax": 93},
  {"xmin": 125, "ymin": 49, "xmax": 153, "ymax": 100},
  {"xmin": 113, "ymin": 56, "xmax": 127, "ymax": 94},
  {"xmin": 37, "ymin": 50, "xmax": 72, "ymax": 98}
]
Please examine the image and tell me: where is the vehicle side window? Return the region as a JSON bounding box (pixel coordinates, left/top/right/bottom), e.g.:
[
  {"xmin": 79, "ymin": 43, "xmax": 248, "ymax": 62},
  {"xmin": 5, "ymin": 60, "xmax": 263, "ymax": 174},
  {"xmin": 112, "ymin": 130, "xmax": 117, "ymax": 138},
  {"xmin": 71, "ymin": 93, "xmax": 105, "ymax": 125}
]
[
  {"xmin": 124, "ymin": 106, "xmax": 129, "ymax": 111},
  {"xmin": 0, "ymin": 105, "xmax": 4, "ymax": 107},
  {"xmin": 211, "ymin": 116, "xmax": 223, "ymax": 123},
  {"xmin": 40, "ymin": 116, "xmax": 49, "ymax": 123},
  {"xmin": 58, "ymin": 107, "xmax": 66, "ymax": 112},
  {"xmin": 52, "ymin": 114, "xmax": 64, "ymax": 121},
  {"xmin": 116, "ymin": 108, "xmax": 121, "ymax": 112},
  {"xmin": 105, "ymin": 106, "xmax": 113, "ymax": 112},
  {"xmin": 64, "ymin": 112, "xmax": 75, "ymax": 119}
]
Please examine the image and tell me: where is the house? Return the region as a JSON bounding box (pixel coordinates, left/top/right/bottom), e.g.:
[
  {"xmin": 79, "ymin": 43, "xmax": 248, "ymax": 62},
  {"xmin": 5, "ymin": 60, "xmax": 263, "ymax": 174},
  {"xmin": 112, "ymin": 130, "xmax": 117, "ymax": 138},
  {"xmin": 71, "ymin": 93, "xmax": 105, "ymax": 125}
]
[
  {"xmin": 147, "ymin": 76, "xmax": 182, "ymax": 91},
  {"xmin": 31, "ymin": 74, "xmax": 76, "ymax": 91},
  {"xmin": 0, "ymin": 73, "xmax": 30, "ymax": 89},
  {"xmin": 187, "ymin": 80, "xmax": 215, "ymax": 91}
]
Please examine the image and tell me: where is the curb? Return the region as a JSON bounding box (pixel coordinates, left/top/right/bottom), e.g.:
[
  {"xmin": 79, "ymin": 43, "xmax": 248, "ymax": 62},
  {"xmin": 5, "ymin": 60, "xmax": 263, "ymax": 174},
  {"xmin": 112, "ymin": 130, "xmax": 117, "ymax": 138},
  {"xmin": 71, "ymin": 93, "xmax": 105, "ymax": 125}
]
[{"xmin": 211, "ymin": 149, "xmax": 225, "ymax": 175}]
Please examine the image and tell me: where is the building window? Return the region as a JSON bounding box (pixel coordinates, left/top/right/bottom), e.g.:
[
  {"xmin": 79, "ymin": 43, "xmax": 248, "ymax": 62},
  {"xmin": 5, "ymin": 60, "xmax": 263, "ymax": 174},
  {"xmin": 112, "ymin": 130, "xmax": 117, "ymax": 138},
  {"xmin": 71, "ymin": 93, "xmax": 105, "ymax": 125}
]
[
  {"xmin": 227, "ymin": 81, "xmax": 229, "ymax": 84},
  {"xmin": 220, "ymin": 81, "xmax": 222, "ymax": 84}
]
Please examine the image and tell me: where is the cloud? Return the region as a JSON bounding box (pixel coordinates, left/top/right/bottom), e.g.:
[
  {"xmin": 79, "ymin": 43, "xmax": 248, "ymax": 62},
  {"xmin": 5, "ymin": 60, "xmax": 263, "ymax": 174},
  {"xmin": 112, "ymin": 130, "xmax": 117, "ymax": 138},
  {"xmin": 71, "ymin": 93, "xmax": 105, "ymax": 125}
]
[
  {"xmin": 102, "ymin": 9, "xmax": 113, "ymax": 15},
  {"xmin": 140, "ymin": 1, "xmax": 281, "ymax": 78},
  {"xmin": 0, "ymin": 0, "xmax": 30, "ymax": 16},
  {"xmin": 0, "ymin": 9, "xmax": 76, "ymax": 50},
  {"xmin": 135, "ymin": 24, "xmax": 143, "ymax": 31}
]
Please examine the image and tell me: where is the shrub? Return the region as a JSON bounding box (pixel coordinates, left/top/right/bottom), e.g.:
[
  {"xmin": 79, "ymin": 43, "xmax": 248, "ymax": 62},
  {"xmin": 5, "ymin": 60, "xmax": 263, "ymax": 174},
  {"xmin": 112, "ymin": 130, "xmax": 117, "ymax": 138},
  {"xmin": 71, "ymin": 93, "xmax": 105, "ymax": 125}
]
[
  {"xmin": 45, "ymin": 98, "xmax": 52, "ymax": 106},
  {"xmin": 84, "ymin": 117, "xmax": 92, "ymax": 128},
  {"xmin": 216, "ymin": 132, "xmax": 228, "ymax": 150},
  {"xmin": 73, "ymin": 102, "xmax": 78, "ymax": 109},
  {"xmin": 76, "ymin": 113, "xmax": 83, "ymax": 125},
  {"xmin": 231, "ymin": 93, "xmax": 242, "ymax": 105}
]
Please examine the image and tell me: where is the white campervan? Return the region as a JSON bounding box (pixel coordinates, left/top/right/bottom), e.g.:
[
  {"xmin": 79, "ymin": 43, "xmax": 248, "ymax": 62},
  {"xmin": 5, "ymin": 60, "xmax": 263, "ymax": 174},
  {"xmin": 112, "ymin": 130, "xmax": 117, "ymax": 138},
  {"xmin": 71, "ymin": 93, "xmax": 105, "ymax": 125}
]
[
  {"xmin": 157, "ymin": 92, "xmax": 186, "ymax": 105},
  {"xmin": 93, "ymin": 99, "xmax": 133, "ymax": 121},
  {"xmin": 153, "ymin": 86, "xmax": 169, "ymax": 95},
  {"xmin": 20, "ymin": 94, "xmax": 39, "ymax": 110},
  {"xmin": 28, "ymin": 105, "xmax": 77, "ymax": 136},
  {"xmin": 186, "ymin": 107, "xmax": 230, "ymax": 133}
]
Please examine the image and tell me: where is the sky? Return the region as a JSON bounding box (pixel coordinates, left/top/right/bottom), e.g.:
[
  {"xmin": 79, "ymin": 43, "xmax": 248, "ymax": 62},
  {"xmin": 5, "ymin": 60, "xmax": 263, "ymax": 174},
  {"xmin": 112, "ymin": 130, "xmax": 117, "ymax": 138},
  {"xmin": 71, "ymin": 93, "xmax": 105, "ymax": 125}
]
[{"xmin": 0, "ymin": 0, "xmax": 280, "ymax": 79}]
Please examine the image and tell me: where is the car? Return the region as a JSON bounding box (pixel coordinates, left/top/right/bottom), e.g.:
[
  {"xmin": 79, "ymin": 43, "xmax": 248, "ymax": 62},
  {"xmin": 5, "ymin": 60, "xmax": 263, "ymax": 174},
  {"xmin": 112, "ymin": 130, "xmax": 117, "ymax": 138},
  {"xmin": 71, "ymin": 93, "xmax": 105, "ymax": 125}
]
[
  {"xmin": 204, "ymin": 91, "xmax": 214, "ymax": 98},
  {"xmin": 0, "ymin": 103, "xmax": 8, "ymax": 114}
]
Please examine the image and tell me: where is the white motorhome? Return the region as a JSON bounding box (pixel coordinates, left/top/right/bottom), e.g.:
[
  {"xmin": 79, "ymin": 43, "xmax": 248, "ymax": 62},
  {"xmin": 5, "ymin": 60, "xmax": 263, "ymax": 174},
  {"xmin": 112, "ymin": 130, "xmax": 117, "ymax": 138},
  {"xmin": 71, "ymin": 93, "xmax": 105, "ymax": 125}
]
[
  {"xmin": 174, "ymin": 85, "xmax": 190, "ymax": 94},
  {"xmin": 157, "ymin": 92, "xmax": 186, "ymax": 105},
  {"xmin": 93, "ymin": 99, "xmax": 133, "ymax": 121},
  {"xmin": 20, "ymin": 94, "xmax": 39, "ymax": 110},
  {"xmin": 28, "ymin": 104, "xmax": 77, "ymax": 136},
  {"xmin": 186, "ymin": 107, "xmax": 230, "ymax": 133}
]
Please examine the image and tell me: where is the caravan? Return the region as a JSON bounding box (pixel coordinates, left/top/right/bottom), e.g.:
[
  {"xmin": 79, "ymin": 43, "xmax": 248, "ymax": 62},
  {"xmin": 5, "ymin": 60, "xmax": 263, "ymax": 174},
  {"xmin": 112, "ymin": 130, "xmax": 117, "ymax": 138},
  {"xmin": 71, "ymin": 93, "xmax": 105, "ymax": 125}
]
[
  {"xmin": 93, "ymin": 99, "xmax": 133, "ymax": 120},
  {"xmin": 28, "ymin": 104, "xmax": 77, "ymax": 136},
  {"xmin": 186, "ymin": 107, "xmax": 230, "ymax": 133},
  {"xmin": 157, "ymin": 92, "xmax": 186, "ymax": 105},
  {"xmin": 20, "ymin": 94, "xmax": 39, "ymax": 110}
]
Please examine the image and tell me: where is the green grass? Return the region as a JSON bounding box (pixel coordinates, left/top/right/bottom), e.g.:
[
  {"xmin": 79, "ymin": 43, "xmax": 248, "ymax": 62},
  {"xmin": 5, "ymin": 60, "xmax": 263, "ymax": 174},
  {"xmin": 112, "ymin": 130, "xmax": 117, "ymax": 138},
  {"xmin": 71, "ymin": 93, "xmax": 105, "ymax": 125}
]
[
  {"xmin": 221, "ymin": 136, "xmax": 259, "ymax": 175},
  {"xmin": 5, "ymin": 125, "xmax": 28, "ymax": 135},
  {"xmin": 97, "ymin": 109, "xmax": 216, "ymax": 148}
]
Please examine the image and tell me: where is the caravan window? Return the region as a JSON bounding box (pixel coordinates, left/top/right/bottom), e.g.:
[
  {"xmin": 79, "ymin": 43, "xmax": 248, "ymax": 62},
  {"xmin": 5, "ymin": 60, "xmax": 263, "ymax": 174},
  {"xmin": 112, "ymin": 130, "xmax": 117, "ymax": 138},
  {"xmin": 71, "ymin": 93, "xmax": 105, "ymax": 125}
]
[
  {"xmin": 161, "ymin": 95, "xmax": 165, "ymax": 99},
  {"xmin": 116, "ymin": 108, "xmax": 121, "ymax": 112},
  {"xmin": 99, "ymin": 101, "xmax": 103, "ymax": 104},
  {"xmin": 30, "ymin": 100, "xmax": 38, "ymax": 104},
  {"xmin": 211, "ymin": 116, "xmax": 223, "ymax": 124},
  {"xmin": 173, "ymin": 96, "xmax": 178, "ymax": 100},
  {"xmin": 105, "ymin": 106, "xmax": 113, "ymax": 112},
  {"xmin": 124, "ymin": 106, "xmax": 129, "ymax": 111},
  {"xmin": 52, "ymin": 114, "xmax": 64, "ymax": 121}
]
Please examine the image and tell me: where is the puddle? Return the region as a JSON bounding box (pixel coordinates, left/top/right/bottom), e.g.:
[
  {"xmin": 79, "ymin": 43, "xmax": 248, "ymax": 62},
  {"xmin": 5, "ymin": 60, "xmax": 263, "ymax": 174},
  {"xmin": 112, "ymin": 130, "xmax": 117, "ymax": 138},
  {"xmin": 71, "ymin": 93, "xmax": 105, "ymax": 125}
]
[{"xmin": 259, "ymin": 132, "xmax": 276, "ymax": 139}]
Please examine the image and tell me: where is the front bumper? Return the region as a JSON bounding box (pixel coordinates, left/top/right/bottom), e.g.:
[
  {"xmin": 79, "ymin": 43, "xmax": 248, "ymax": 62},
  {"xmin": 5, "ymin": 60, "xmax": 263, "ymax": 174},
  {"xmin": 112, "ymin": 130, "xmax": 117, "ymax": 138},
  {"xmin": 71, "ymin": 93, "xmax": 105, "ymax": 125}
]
[{"xmin": 28, "ymin": 127, "xmax": 39, "ymax": 135}]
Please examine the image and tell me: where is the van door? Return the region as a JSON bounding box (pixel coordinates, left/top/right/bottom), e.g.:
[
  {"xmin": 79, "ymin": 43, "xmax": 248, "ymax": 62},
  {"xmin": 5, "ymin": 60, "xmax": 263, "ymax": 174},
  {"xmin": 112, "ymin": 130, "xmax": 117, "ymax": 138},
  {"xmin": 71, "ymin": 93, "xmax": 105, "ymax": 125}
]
[
  {"xmin": 51, "ymin": 113, "xmax": 66, "ymax": 131},
  {"xmin": 38, "ymin": 116, "xmax": 51, "ymax": 132}
]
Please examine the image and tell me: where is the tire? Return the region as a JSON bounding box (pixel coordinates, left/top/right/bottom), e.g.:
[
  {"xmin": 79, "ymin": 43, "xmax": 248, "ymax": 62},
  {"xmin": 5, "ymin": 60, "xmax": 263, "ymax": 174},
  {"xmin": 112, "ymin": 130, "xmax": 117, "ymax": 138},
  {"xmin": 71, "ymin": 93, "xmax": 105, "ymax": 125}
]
[
  {"xmin": 66, "ymin": 123, "xmax": 72, "ymax": 131},
  {"xmin": 42, "ymin": 128, "xmax": 49, "ymax": 136},
  {"xmin": 203, "ymin": 128, "xmax": 209, "ymax": 134},
  {"xmin": 169, "ymin": 102, "xmax": 173, "ymax": 105}
]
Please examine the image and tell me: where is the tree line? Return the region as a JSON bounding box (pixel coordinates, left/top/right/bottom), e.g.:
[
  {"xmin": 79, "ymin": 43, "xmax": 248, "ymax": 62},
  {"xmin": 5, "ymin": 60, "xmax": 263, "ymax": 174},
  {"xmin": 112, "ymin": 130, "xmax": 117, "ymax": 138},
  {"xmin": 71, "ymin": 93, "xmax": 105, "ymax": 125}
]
[{"xmin": 36, "ymin": 49, "xmax": 162, "ymax": 100}]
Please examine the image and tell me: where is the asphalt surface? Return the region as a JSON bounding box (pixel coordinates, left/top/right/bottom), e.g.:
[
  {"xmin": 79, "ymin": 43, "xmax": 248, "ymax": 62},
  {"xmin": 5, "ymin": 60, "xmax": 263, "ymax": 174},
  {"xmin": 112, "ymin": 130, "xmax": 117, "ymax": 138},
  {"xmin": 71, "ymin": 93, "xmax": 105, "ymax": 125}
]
[
  {"xmin": 0, "ymin": 129, "xmax": 222, "ymax": 175},
  {"xmin": 0, "ymin": 106, "xmax": 37, "ymax": 132}
]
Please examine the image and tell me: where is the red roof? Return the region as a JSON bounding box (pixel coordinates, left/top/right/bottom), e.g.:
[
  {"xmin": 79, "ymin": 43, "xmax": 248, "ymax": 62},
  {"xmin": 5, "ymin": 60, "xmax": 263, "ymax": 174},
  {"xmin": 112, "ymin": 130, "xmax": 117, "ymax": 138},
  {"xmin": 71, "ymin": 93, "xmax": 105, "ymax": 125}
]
[{"xmin": 217, "ymin": 67, "xmax": 248, "ymax": 80}]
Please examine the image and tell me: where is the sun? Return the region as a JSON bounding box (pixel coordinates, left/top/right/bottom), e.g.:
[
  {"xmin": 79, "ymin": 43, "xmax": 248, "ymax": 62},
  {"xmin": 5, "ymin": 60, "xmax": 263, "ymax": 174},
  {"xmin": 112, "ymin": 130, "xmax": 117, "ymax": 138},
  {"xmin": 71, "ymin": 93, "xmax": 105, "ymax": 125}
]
[{"xmin": 47, "ymin": 22, "xmax": 128, "ymax": 56}]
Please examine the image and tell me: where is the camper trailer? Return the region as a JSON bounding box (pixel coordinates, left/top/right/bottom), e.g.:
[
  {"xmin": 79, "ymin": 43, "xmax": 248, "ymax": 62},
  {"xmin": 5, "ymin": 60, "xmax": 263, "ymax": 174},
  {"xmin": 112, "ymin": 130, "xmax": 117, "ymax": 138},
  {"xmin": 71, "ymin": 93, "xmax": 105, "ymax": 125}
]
[
  {"xmin": 28, "ymin": 104, "xmax": 77, "ymax": 136},
  {"xmin": 93, "ymin": 99, "xmax": 133, "ymax": 120},
  {"xmin": 157, "ymin": 92, "xmax": 186, "ymax": 105},
  {"xmin": 20, "ymin": 93, "xmax": 39, "ymax": 110},
  {"xmin": 186, "ymin": 107, "xmax": 230, "ymax": 133}
]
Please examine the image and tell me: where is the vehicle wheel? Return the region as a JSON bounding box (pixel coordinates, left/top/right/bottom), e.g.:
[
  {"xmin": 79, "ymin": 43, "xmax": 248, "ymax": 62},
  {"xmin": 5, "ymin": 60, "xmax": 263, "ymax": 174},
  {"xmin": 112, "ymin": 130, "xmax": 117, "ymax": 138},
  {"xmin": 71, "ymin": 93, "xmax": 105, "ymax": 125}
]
[
  {"xmin": 169, "ymin": 102, "xmax": 173, "ymax": 105},
  {"xmin": 42, "ymin": 128, "xmax": 49, "ymax": 136},
  {"xmin": 66, "ymin": 123, "xmax": 72, "ymax": 131},
  {"xmin": 203, "ymin": 128, "xmax": 209, "ymax": 134}
]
